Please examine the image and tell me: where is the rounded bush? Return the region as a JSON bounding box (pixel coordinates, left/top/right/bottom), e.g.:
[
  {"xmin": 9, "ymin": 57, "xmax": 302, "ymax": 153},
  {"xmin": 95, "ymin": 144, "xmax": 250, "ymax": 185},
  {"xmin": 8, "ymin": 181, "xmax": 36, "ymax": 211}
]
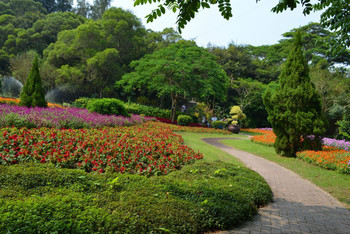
[
  {"xmin": 177, "ymin": 115, "xmax": 193, "ymax": 126},
  {"xmin": 87, "ymin": 98, "xmax": 130, "ymax": 117},
  {"xmin": 212, "ymin": 121, "xmax": 226, "ymax": 129}
]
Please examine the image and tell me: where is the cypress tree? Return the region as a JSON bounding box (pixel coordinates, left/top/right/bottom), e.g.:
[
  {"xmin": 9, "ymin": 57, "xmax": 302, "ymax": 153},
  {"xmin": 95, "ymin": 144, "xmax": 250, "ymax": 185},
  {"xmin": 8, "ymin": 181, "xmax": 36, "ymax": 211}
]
[
  {"xmin": 263, "ymin": 32, "xmax": 326, "ymax": 157},
  {"xmin": 20, "ymin": 55, "xmax": 48, "ymax": 108}
]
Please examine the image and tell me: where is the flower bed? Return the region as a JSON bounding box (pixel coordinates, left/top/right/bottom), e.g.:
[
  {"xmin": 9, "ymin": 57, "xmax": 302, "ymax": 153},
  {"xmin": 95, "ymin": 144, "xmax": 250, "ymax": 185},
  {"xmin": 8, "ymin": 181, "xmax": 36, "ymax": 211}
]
[
  {"xmin": 323, "ymin": 138, "xmax": 350, "ymax": 151},
  {"xmin": 150, "ymin": 122, "xmax": 231, "ymax": 134},
  {"xmin": 0, "ymin": 104, "xmax": 154, "ymax": 128},
  {"xmin": 243, "ymin": 129, "xmax": 275, "ymax": 146},
  {"xmin": 245, "ymin": 128, "xmax": 350, "ymax": 174},
  {"xmin": 296, "ymin": 149, "xmax": 350, "ymax": 174},
  {"xmin": 0, "ymin": 97, "xmax": 63, "ymax": 108},
  {"xmin": 0, "ymin": 123, "xmax": 203, "ymax": 175}
]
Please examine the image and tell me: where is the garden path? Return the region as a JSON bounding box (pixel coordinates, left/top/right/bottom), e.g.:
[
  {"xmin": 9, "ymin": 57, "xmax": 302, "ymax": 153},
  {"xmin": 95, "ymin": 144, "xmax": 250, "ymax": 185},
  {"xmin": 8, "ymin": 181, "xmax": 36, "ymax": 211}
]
[{"xmin": 202, "ymin": 137, "xmax": 350, "ymax": 234}]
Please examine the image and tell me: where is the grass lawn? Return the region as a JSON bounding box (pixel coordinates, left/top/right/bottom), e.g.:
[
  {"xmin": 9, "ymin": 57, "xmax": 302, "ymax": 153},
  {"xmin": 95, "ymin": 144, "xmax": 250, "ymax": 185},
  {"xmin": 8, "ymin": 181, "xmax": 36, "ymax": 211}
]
[
  {"xmin": 179, "ymin": 132, "xmax": 246, "ymax": 166},
  {"xmin": 219, "ymin": 137, "xmax": 350, "ymax": 209}
]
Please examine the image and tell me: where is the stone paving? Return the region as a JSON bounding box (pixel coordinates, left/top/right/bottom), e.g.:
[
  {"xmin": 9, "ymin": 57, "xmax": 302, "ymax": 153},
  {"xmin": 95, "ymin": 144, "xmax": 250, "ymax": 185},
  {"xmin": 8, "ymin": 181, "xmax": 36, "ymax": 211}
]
[{"xmin": 202, "ymin": 138, "xmax": 350, "ymax": 234}]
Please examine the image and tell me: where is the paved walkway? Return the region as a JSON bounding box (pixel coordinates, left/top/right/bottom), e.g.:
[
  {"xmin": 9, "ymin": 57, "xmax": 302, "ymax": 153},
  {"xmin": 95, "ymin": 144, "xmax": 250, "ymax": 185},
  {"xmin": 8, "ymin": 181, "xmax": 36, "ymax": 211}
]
[{"xmin": 202, "ymin": 138, "xmax": 350, "ymax": 234}]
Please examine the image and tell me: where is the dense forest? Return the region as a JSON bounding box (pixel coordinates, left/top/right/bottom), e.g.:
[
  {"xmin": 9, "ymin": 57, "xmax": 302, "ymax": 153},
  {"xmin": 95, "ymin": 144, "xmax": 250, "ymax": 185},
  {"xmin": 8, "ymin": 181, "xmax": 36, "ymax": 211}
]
[{"xmin": 0, "ymin": 0, "xmax": 349, "ymax": 138}]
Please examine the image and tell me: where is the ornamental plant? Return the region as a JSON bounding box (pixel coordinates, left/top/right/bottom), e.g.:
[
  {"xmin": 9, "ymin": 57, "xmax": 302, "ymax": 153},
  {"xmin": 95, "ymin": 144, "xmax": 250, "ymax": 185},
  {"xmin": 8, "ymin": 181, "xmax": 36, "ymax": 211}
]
[
  {"xmin": 227, "ymin": 106, "xmax": 246, "ymax": 125},
  {"xmin": 0, "ymin": 122, "xmax": 203, "ymax": 175},
  {"xmin": 87, "ymin": 98, "xmax": 130, "ymax": 117},
  {"xmin": 177, "ymin": 115, "xmax": 193, "ymax": 126},
  {"xmin": 0, "ymin": 104, "xmax": 153, "ymax": 129},
  {"xmin": 20, "ymin": 55, "xmax": 47, "ymax": 108},
  {"xmin": 263, "ymin": 32, "xmax": 326, "ymax": 157}
]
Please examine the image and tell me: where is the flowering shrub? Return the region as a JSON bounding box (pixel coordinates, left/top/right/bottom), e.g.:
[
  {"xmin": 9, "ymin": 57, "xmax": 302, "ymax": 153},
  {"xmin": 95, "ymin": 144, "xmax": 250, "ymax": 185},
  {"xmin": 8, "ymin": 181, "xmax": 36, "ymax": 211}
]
[
  {"xmin": 0, "ymin": 123, "xmax": 203, "ymax": 175},
  {"xmin": 0, "ymin": 97, "xmax": 63, "ymax": 108},
  {"xmin": 296, "ymin": 150, "xmax": 350, "ymax": 174},
  {"xmin": 0, "ymin": 104, "xmax": 154, "ymax": 129}
]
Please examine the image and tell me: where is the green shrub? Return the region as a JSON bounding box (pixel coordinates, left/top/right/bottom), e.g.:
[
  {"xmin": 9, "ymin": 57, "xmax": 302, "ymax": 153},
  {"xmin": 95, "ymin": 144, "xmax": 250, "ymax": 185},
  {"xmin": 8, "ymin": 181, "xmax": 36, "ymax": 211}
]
[
  {"xmin": 20, "ymin": 55, "xmax": 47, "ymax": 108},
  {"xmin": 0, "ymin": 161, "xmax": 272, "ymax": 233},
  {"xmin": 86, "ymin": 98, "xmax": 130, "ymax": 117},
  {"xmin": 212, "ymin": 121, "xmax": 226, "ymax": 129},
  {"xmin": 177, "ymin": 115, "xmax": 193, "ymax": 126},
  {"xmin": 72, "ymin": 97, "xmax": 96, "ymax": 108},
  {"xmin": 124, "ymin": 102, "xmax": 173, "ymax": 118}
]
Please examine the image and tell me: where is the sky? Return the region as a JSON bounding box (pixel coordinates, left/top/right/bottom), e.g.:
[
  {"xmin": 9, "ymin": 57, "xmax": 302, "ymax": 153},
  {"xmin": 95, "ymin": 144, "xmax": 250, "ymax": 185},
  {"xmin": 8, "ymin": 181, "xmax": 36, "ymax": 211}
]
[{"xmin": 105, "ymin": 0, "xmax": 322, "ymax": 47}]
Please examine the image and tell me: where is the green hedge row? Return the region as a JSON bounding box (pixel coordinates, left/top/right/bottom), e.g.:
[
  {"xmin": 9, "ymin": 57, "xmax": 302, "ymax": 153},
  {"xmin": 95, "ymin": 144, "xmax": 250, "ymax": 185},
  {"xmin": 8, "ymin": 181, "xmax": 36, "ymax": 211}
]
[
  {"xmin": 0, "ymin": 161, "xmax": 272, "ymax": 233},
  {"xmin": 72, "ymin": 98, "xmax": 174, "ymax": 118},
  {"xmin": 86, "ymin": 98, "xmax": 130, "ymax": 117}
]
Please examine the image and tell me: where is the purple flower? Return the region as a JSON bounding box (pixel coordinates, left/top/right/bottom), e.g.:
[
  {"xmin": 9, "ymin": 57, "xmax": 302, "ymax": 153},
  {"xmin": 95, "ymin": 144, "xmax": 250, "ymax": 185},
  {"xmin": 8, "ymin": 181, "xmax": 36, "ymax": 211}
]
[{"xmin": 0, "ymin": 103, "xmax": 155, "ymax": 129}]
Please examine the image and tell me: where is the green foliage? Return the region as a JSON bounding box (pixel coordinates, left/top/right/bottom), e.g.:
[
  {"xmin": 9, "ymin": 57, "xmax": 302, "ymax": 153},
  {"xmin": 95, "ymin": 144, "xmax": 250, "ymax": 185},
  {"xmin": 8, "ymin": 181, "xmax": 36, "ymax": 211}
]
[
  {"xmin": 73, "ymin": 98, "xmax": 173, "ymax": 119},
  {"xmin": 124, "ymin": 102, "xmax": 172, "ymax": 119},
  {"xmin": 86, "ymin": 98, "xmax": 129, "ymax": 117},
  {"xmin": 263, "ymin": 32, "xmax": 326, "ymax": 157},
  {"xmin": 117, "ymin": 40, "xmax": 229, "ymax": 121},
  {"xmin": 134, "ymin": 0, "xmax": 232, "ymax": 32},
  {"xmin": 0, "ymin": 161, "xmax": 272, "ymax": 233},
  {"xmin": 227, "ymin": 106, "xmax": 246, "ymax": 125},
  {"xmin": 44, "ymin": 7, "xmax": 147, "ymax": 97},
  {"xmin": 211, "ymin": 121, "xmax": 226, "ymax": 129},
  {"xmin": 19, "ymin": 55, "xmax": 47, "ymax": 108},
  {"xmin": 337, "ymin": 112, "xmax": 350, "ymax": 140},
  {"xmin": 271, "ymin": 0, "xmax": 350, "ymax": 49},
  {"xmin": 177, "ymin": 115, "xmax": 193, "ymax": 126},
  {"xmin": 72, "ymin": 97, "xmax": 95, "ymax": 108}
]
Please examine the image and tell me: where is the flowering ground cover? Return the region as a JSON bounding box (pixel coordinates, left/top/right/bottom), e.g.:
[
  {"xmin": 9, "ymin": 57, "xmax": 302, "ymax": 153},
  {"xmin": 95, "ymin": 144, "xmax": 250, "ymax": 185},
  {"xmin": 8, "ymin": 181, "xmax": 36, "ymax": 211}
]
[
  {"xmin": 296, "ymin": 149, "xmax": 350, "ymax": 174},
  {"xmin": 323, "ymin": 138, "xmax": 350, "ymax": 151},
  {"xmin": 243, "ymin": 128, "xmax": 276, "ymax": 146},
  {"xmin": 244, "ymin": 128, "xmax": 350, "ymax": 174},
  {"xmin": 0, "ymin": 122, "xmax": 203, "ymax": 176},
  {"xmin": 0, "ymin": 103, "xmax": 154, "ymax": 128},
  {"xmin": 0, "ymin": 96, "xmax": 63, "ymax": 108},
  {"xmin": 160, "ymin": 122, "xmax": 231, "ymax": 134}
]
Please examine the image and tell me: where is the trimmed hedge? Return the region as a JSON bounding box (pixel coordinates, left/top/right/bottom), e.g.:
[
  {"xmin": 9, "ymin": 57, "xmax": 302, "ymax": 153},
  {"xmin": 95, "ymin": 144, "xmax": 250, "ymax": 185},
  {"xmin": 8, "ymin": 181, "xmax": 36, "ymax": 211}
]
[
  {"xmin": 212, "ymin": 121, "xmax": 226, "ymax": 129},
  {"xmin": 177, "ymin": 115, "xmax": 193, "ymax": 126},
  {"xmin": 0, "ymin": 161, "xmax": 272, "ymax": 233},
  {"xmin": 72, "ymin": 98, "xmax": 176, "ymax": 119},
  {"xmin": 86, "ymin": 98, "xmax": 130, "ymax": 117}
]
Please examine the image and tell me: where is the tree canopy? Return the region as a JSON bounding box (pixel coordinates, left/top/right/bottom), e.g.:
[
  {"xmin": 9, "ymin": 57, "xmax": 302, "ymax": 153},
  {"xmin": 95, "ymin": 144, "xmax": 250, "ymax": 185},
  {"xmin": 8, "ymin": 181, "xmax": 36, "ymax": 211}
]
[{"xmin": 117, "ymin": 40, "xmax": 229, "ymax": 121}]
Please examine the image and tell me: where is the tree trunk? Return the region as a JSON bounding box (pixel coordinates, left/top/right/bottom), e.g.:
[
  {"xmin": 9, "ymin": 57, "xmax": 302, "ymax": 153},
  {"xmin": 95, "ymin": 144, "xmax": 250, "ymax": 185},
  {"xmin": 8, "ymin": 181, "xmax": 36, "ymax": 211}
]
[{"xmin": 171, "ymin": 92, "xmax": 178, "ymax": 122}]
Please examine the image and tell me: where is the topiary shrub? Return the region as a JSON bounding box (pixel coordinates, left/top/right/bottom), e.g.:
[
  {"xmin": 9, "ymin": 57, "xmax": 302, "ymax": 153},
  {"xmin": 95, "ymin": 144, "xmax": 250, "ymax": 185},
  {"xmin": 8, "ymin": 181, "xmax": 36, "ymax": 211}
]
[
  {"xmin": 263, "ymin": 32, "xmax": 326, "ymax": 157},
  {"xmin": 87, "ymin": 98, "xmax": 130, "ymax": 117},
  {"xmin": 212, "ymin": 120, "xmax": 225, "ymax": 129},
  {"xmin": 177, "ymin": 115, "xmax": 193, "ymax": 126},
  {"xmin": 20, "ymin": 55, "xmax": 47, "ymax": 108}
]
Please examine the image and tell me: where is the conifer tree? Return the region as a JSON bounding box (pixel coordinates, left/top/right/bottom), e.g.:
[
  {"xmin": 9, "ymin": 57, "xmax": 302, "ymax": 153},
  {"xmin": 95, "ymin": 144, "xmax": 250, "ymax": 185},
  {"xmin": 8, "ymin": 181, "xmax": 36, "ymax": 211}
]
[
  {"xmin": 20, "ymin": 56, "xmax": 48, "ymax": 108},
  {"xmin": 263, "ymin": 32, "xmax": 326, "ymax": 157}
]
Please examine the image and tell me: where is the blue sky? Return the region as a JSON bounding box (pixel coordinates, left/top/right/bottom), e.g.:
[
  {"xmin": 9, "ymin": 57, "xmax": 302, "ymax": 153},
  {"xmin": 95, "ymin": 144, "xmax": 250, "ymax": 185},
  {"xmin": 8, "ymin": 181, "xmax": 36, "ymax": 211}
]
[{"xmin": 110, "ymin": 0, "xmax": 322, "ymax": 47}]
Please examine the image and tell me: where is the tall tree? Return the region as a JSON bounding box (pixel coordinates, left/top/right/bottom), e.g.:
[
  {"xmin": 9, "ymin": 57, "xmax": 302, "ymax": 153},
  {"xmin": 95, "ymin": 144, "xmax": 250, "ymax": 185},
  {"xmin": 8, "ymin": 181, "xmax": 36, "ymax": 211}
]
[
  {"xmin": 34, "ymin": 0, "xmax": 56, "ymax": 13},
  {"xmin": 263, "ymin": 32, "xmax": 326, "ymax": 157},
  {"xmin": 90, "ymin": 0, "xmax": 112, "ymax": 20},
  {"xmin": 20, "ymin": 55, "xmax": 47, "ymax": 107},
  {"xmin": 44, "ymin": 8, "xmax": 147, "ymax": 97},
  {"xmin": 55, "ymin": 0, "xmax": 73, "ymax": 12},
  {"xmin": 117, "ymin": 40, "xmax": 229, "ymax": 121}
]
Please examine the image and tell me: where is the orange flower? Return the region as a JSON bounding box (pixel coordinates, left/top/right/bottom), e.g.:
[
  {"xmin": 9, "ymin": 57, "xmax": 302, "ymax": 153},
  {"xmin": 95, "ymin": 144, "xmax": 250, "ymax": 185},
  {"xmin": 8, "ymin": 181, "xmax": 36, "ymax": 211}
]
[{"xmin": 0, "ymin": 97, "xmax": 64, "ymax": 108}]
